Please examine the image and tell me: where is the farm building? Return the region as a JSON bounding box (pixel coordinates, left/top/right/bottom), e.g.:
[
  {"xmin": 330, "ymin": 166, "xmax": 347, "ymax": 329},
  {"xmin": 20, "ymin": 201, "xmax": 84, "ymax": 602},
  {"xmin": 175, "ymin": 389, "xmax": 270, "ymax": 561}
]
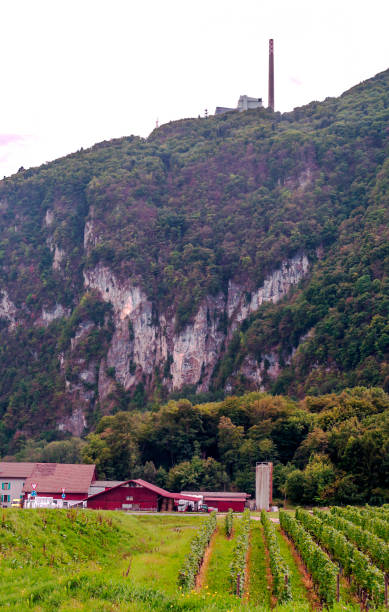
[
  {"xmin": 0, "ymin": 462, "xmax": 36, "ymax": 507},
  {"xmin": 23, "ymin": 463, "xmax": 97, "ymax": 506},
  {"xmin": 1, "ymin": 461, "xmax": 98, "ymax": 508},
  {"xmin": 181, "ymin": 491, "xmax": 250, "ymax": 512},
  {"xmin": 84, "ymin": 479, "xmax": 200, "ymax": 512}
]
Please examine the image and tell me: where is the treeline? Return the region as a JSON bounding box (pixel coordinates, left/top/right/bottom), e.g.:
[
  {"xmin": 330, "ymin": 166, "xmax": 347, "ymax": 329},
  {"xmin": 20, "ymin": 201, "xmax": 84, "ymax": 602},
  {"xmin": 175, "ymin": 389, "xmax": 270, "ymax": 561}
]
[{"xmin": 9, "ymin": 386, "xmax": 389, "ymax": 506}]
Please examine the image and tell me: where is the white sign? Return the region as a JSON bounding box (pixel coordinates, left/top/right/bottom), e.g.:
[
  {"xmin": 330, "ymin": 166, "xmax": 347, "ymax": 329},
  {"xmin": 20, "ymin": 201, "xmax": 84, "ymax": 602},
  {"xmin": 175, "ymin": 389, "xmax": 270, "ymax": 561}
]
[{"xmin": 31, "ymin": 483, "xmax": 37, "ymax": 490}]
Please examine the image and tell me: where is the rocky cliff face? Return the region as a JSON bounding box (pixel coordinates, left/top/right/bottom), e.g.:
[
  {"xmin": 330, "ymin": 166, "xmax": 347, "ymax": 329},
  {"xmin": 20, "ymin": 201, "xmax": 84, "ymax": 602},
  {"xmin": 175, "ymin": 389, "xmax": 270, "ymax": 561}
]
[
  {"xmin": 82, "ymin": 253, "xmax": 309, "ymax": 404},
  {"xmin": 0, "ymin": 290, "xmax": 17, "ymax": 329}
]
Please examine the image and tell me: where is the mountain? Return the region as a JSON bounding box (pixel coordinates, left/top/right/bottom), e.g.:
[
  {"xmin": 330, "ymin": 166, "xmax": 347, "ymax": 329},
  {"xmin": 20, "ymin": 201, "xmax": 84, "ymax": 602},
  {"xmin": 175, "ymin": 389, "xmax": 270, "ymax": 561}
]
[{"xmin": 0, "ymin": 69, "xmax": 388, "ymax": 451}]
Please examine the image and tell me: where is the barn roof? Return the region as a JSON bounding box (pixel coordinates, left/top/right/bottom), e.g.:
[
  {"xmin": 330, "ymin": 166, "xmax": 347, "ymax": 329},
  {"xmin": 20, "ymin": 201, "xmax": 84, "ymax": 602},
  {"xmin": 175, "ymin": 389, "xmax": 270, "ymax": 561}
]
[
  {"xmin": 0, "ymin": 462, "xmax": 37, "ymax": 478},
  {"xmin": 202, "ymin": 496, "xmax": 246, "ymax": 502},
  {"xmin": 90, "ymin": 480, "xmax": 125, "ymax": 488},
  {"xmin": 182, "ymin": 491, "xmax": 251, "ymax": 499},
  {"xmin": 85, "ymin": 479, "xmax": 200, "ymax": 502},
  {"xmin": 24, "ymin": 463, "xmax": 96, "ymax": 494},
  {"xmin": 131, "ymin": 479, "xmax": 200, "ymax": 501}
]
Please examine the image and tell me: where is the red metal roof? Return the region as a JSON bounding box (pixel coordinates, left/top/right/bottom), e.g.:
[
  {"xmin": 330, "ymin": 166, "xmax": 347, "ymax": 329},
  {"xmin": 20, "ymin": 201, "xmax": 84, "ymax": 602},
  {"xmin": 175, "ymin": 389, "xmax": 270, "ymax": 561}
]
[
  {"xmin": 203, "ymin": 496, "xmax": 247, "ymax": 502},
  {"xmin": 132, "ymin": 479, "xmax": 200, "ymax": 501},
  {"xmin": 0, "ymin": 462, "xmax": 37, "ymax": 478},
  {"xmin": 85, "ymin": 479, "xmax": 200, "ymax": 502},
  {"xmin": 24, "ymin": 463, "xmax": 96, "ymax": 494},
  {"xmin": 182, "ymin": 491, "xmax": 251, "ymax": 499}
]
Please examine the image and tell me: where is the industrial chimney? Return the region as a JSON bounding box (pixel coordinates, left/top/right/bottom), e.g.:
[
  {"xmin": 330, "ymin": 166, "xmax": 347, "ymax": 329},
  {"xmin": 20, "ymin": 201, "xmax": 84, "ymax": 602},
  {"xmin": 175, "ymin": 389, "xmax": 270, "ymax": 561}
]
[{"xmin": 268, "ymin": 38, "xmax": 274, "ymax": 111}]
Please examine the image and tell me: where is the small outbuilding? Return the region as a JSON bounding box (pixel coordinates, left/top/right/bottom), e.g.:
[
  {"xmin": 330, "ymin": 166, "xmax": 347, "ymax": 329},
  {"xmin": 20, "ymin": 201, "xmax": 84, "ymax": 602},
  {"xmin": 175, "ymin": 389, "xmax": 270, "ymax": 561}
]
[
  {"xmin": 84, "ymin": 479, "xmax": 200, "ymax": 512},
  {"xmin": 181, "ymin": 491, "xmax": 250, "ymax": 512}
]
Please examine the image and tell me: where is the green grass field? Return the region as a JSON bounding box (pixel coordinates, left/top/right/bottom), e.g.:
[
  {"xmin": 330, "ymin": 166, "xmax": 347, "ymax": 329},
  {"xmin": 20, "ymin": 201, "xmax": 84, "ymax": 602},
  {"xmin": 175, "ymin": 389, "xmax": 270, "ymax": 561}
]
[{"xmin": 0, "ymin": 508, "xmax": 387, "ymax": 611}]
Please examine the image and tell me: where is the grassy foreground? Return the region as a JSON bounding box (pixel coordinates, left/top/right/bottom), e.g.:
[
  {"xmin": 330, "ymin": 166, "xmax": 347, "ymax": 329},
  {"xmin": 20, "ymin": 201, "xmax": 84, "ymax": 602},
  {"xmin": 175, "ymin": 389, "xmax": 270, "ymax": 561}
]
[{"xmin": 0, "ymin": 509, "xmax": 374, "ymax": 611}]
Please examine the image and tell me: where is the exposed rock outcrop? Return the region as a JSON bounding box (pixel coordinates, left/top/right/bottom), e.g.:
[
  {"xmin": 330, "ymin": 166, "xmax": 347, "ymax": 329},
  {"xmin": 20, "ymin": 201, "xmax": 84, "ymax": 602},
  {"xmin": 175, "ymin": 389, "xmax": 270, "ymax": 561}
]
[
  {"xmin": 230, "ymin": 326, "xmax": 316, "ymax": 391},
  {"xmin": 227, "ymin": 254, "xmax": 309, "ymax": 334},
  {"xmin": 0, "ymin": 290, "xmax": 17, "ymax": 328},
  {"xmin": 38, "ymin": 303, "xmax": 69, "ymax": 326},
  {"xmin": 57, "ymin": 406, "xmax": 87, "ymax": 437},
  {"xmin": 83, "ymin": 253, "xmax": 309, "ymax": 400},
  {"xmin": 53, "ymin": 246, "xmax": 65, "ymax": 271}
]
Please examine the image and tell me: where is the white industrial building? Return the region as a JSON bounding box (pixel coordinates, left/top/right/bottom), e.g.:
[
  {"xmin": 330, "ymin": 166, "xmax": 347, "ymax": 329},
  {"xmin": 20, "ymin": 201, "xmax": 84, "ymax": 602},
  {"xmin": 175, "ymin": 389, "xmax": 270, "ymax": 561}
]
[{"xmin": 215, "ymin": 95, "xmax": 263, "ymax": 115}]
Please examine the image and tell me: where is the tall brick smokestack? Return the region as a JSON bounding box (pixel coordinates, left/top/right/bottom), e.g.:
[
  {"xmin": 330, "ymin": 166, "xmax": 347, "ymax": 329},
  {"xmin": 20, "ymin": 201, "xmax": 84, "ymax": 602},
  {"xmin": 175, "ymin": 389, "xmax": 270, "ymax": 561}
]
[{"xmin": 268, "ymin": 38, "xmax": 274, "ymax": 111}]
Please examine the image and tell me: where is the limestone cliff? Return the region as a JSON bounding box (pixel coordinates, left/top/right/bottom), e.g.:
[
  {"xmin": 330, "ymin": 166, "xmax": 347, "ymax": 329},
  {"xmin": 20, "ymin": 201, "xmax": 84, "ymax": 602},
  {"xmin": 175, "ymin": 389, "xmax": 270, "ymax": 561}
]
[{"xmin": 82, "ymin": 253, "xmax": 309, "ymax": 403}]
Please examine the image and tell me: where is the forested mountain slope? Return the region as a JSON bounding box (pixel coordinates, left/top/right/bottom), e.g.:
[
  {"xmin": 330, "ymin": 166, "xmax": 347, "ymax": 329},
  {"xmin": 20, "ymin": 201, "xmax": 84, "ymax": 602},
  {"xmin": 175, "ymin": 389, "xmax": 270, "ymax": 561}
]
[{"xmin": 0, "ymin": 69, "xmax": 388, "ymax": 450}]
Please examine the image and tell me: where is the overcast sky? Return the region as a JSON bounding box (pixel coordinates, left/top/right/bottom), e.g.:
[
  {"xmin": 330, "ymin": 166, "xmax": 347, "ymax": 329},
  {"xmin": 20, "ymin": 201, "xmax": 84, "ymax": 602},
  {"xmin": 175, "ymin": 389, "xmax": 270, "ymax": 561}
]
[{"xmin": 1, "ymin": 0, "xmax": 388, "ymax": 178}]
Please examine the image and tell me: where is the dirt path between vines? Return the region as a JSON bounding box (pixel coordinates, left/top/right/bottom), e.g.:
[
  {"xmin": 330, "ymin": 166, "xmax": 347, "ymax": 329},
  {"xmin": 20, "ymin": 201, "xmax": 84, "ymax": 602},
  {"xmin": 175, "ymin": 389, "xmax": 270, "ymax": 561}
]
[
  {"xmin": 195, "ymin": 527, "xmax": 218, "ymax": 590},
  {"xmin": 279, "ymin": 528, "xmax": 322, "ymax": 610}
]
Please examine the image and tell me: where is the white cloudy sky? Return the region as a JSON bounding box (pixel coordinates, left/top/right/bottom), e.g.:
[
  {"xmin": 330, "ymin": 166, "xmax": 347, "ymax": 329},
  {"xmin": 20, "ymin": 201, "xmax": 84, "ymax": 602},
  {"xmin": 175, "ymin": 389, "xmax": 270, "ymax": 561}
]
[{"xmin": 1, "ymin": 0, "xmax": 388, "ymax": 178}]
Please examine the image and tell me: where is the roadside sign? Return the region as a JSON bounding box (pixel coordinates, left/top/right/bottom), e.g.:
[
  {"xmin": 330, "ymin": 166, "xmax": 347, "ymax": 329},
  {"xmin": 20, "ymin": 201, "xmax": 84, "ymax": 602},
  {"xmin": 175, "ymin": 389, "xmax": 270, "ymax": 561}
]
[
  {"xmin": 61, "ymin": 493, "xmax": 66, "ymax": 499},
  {"xmin": 31, "ymin": 490, "xmax": 37, "ymax": 497},
  {"xmin": 31, "ymin": 483, "xmax": 37, "ymax": 489}
]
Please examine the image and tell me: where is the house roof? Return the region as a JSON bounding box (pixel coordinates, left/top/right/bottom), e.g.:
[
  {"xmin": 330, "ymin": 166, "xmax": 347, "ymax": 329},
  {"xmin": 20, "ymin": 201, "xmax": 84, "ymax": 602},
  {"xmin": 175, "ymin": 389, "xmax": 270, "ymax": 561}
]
[
  {"xmin": 24, "ymin": 463, "xmax": 96, "ymax": 494},
  {"xmin": 85, "ymin": 478, "xmax": 200, "ymax": 502},
  {"xmin": 0, "ymin": 462, "xmax": 37, "ymax": 478}
]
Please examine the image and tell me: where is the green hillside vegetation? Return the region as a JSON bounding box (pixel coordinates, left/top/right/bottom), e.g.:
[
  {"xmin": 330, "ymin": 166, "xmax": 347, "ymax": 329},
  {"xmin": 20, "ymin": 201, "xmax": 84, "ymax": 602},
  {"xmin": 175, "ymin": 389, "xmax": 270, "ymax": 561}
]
[
  {"xmin": 0, "ymin": 68, "xmax": 388, "ymax": 445},
  {"xmin": 11, "ymin": 387, "xmax": 389, "ymax": 506}
]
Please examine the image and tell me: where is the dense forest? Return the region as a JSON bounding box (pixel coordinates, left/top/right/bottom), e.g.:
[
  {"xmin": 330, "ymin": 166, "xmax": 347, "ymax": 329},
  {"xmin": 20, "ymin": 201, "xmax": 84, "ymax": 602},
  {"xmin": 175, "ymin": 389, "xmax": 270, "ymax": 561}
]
[
  {"xmin": 9, "ymin": 387, "xmax": 389, "ymax": 506},
  {"xmin": 0, "ymin": 68, "xmax": 388, "ymax": 454}
]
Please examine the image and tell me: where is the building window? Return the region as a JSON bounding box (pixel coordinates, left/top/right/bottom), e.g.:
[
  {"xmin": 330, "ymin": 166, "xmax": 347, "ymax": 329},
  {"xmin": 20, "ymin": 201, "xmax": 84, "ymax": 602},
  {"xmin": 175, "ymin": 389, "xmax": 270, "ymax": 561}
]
[
  {"xmin": 1, "ymin": 482, "xmax": 10, "ymax": 490},
  {"xmin": 1, "ymin": 495, "xmax": 10, "ymax": 502}
]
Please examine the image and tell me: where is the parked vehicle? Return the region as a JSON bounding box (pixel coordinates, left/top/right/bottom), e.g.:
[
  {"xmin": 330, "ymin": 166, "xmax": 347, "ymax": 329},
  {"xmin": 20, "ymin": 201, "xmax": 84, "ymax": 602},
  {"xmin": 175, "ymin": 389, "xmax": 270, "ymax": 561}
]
[
  {"xmin": 200, "ymin": 504, "xmax": 218, "ymax": 513},
  {"xmin": 177, "ymin": 500, "xmax": 196, "ymax": 512}
]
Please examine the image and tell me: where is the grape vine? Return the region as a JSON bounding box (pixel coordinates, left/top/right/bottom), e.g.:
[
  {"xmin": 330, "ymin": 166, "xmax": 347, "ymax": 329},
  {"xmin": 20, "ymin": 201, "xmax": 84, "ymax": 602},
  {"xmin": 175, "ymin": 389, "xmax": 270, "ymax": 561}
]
[
  {"xmin": 314, "ymin": 508, "xmax": 389, "ymax": 573},
  {"xmin": 279, "ymin": 510, "xmax": 338, "ymax": 605},
  {"xmin": 230, "ymin": 509, "xmax": 250, "ymax": 596},
  {"xmin": 331, "ymin": 506, "xmax": 389, "ymax": 543},
  {"xmin": 261, "ymin": 510, "xmax": 291, "ymax": 603},
  {"xmin": 224, "ymin": 508, "xmax": 233, "ymax": 537},
  {"xmin": 177, "ymin": 511, "xmax": 217, "ymax": 591},
  {"xmin": 296, "ymin": 508, "xmax": 385, "ymax": 607}
]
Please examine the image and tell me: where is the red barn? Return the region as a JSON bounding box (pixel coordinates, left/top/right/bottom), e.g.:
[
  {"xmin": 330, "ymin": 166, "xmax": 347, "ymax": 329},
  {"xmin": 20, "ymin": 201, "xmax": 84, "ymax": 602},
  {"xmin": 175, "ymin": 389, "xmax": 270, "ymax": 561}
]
[
  {"xmin": 85, "ymin": 479, "xmax": 199, "ymax": 512},
  {"xmin": 181, "ymin": 491, "xmax": 250, "ymax": 512}
]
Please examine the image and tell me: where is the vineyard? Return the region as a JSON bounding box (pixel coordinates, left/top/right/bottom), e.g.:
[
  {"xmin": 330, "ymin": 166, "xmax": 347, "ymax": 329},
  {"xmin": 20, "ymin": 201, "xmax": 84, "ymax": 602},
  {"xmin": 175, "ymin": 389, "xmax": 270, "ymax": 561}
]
[{"xmin": 1, "ymin": 506, "xmax": 389, "ymax": 610}]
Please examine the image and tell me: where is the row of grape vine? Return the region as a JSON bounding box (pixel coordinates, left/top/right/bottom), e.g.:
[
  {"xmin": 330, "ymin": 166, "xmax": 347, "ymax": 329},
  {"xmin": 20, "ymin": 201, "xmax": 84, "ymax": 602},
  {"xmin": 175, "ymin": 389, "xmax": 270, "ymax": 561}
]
[
  {"xmin": 296, "ymin": 508, "xmax": 385, "ymax": 607},
  {"xmin": 261, "ymin": 510, "xmax": 291, "ymax": 603},
  {"xmin": 177, "ymin": 511, "xmax": 217, "ymax": 590}
]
